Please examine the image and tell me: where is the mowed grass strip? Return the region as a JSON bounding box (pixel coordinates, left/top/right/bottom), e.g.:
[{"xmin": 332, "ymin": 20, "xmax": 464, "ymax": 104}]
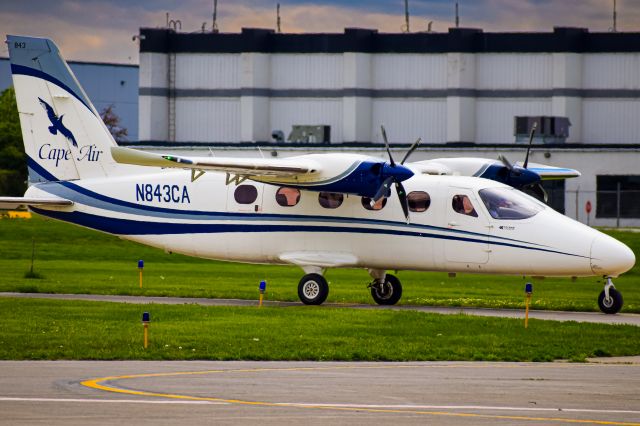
[
  {"xmin": 0, "ymin": 298, "xmax": 639, "ymax": 362},
  {"xmin": 0, "ymin": 216, "xmax": 639, "ymax": 312}
]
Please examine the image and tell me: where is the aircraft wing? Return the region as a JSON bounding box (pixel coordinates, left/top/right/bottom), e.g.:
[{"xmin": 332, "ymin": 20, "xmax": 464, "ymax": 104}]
[
  {"xmin": 521, "ymin": 162, "xmax": 581, "ymax": 180},
  {"xmin": 111, "ymin": 147, "xmax": 317, "ymax": 177},
  {"xmin": 0, "ymin": 197, "xmax": 73, "ymax": 210}
]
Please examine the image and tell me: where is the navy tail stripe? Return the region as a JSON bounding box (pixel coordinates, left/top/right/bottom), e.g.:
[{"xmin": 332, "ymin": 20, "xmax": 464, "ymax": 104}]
[{"xmin": 11, "ymin": 64, "xmax": 93, "ymax": 114}]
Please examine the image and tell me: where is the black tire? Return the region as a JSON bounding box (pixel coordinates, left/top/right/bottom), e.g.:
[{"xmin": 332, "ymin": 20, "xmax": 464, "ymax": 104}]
[
  {"xmin": 371, "ymin": 274, "xmax": 403, "ymax": 306},
  {"xmin": 598, "ymin": 288, "xmax": 623, "ymax": 314},
  {"xmin": 298, "ymin": 273, "xmax": 329, "ymax": 305}
]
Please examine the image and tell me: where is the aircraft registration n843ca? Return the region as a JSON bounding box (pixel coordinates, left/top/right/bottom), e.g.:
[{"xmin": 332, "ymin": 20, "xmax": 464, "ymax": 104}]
[{"xmin": 0, "ymin": 35, "xmax": 635, "ymax": 313}]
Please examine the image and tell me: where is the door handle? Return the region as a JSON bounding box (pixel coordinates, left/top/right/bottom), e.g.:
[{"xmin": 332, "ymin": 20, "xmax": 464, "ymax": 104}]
[{"xmin": 448, "ymin": 221, "xmax": 459, "ymax": 227}]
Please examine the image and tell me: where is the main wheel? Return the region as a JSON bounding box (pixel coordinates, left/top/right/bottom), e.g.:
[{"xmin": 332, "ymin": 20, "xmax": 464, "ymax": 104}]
[
  {"xmin": 371, "ymin": 274, "xmax": 403, "ymax": 305},
  {"xmin": 298, "ymin": 273, "xmax": 329, "ymax": 305},
  {"xmin": 598, "ymin": 288, "xmax": 623, "ymax": 314}
]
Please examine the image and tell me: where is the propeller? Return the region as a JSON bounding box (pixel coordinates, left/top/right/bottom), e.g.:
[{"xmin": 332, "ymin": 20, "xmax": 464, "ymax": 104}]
[
  {"xmin": 370, "ymin": 126, "xmax": 420, "ymax": 222},
  {"xmin": 496, "ymin": 122, "xmax": 546, "ymax": 200}
]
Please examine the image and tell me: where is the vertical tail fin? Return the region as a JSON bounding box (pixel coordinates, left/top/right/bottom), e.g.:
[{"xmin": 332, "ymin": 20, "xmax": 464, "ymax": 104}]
[{"xmin": 7, "ymin": 35, "xmax": 121, "ymax": 183}]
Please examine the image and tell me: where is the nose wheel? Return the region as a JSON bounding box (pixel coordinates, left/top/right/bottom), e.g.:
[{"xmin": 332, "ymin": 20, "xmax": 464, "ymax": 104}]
[
  {"xmin": 598, "ymin": 277, "xmax": 623, "ymax": 314},
  {"xmin": 369, "ymin": 274, "xmax": 403, "ymax": 305}
]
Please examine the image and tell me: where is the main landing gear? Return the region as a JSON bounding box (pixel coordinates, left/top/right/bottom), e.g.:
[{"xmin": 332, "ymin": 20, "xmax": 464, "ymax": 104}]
[
  {"xmin": 598, "ymin": 277, "xmax": 624, "ymax": 314},
  {"xmin": 296, "ymin": 268, "xmax": 404, "ymax": 306}
]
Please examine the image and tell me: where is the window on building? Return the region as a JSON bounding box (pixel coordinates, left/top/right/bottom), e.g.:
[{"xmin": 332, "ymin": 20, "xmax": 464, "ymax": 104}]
[
  {"xmin": 452, "ymin": 194, "xmax": 478, "ymax": 217},
  {"xmin": 234, "ymin": 185, "xmax": 258, "ymax": 204},
  {"xmin": 276, "ymin": 187, "xmax": 301, "ymax": 207},
  {"xmin": 408, "ymin": 191, "xmax": 431, "ymax": 212},
  {"xmin": 361, "ymin": 197, "xmax": 387, "ymax": 211},
  {"xmin": 319, "ymin": 192, "xmax": 344, "ymax": 209},
  {"xmin": 596, "ymin": 175, "xmax": 640, "ymax": 218}
]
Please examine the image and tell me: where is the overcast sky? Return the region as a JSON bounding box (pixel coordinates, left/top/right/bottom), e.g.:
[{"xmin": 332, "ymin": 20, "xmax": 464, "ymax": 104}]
[{"xmin": 1, "ymin": 0, "xmax": 637, "ymax": 64}]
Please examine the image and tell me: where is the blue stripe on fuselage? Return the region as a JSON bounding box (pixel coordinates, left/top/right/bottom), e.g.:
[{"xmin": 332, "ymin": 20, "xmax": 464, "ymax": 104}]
[
  {"xmin": 32, "ymin": 176, "xmax": 546, "ymax": 248},
  {"xmin": 30, "ymin": 207, "xmax": 587, "ymax": 259}
]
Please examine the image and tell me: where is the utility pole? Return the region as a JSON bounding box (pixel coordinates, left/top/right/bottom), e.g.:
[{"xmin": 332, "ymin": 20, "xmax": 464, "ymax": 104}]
[
  {"xmin": 277, "ymin": 3, "xmax": 281, "ymax": 33},
  {"xmin": 455, "ymin": 2, "xmax": 460, "ymax": 28},
  {"xmin": 212, "ymin": 0, "xmax": 218, "ymax": 33},
  {"xmin": 612, "ymin": 0, "xmax": 618, "ymax": 32},
  {"xmin": 403, "ymin": 0, "xmax": 410, "ymax": 33}
]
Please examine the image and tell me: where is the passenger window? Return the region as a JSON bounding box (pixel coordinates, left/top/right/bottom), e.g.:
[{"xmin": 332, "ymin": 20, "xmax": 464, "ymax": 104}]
[
  {"xmin": 452, "ymin": 194, "xmax": 478, "ymax": 217},
  {"xmin": 276, "ymin": 187, "xmax": 301, "ymax": 207},
  {"xmin": 319, "ymin": 192, "xmax": 344, "ymax": 209},
  {"xmin": 234, "ymin": 185, "xmax": 258, "ymax": 204},
  {"xmin": 408, "ymin": 191, "xmax": 430, "ymax": 212},
  {"xmin": 361, "ymin": 197, "xmax": 387, "ymax": 211}
]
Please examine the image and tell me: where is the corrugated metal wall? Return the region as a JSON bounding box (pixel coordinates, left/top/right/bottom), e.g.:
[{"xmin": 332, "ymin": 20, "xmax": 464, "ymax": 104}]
[
  {"xmin": 372, "ymin": 100, "xmax": 446, "ymax": 143},
  {"xmin": 270, "ymin": 99, "xmax": 343, "ymax": 140},
  {"xmin": 271, "ymin": 54, "xmax": 343, "ymax": 89},
  {"xmin": 138, "ymin": 50, "xmax": 640, "ymax": 144},
  {"xmin": 476, "ymin": 54, "xmax": 553, "ymax": 89},
  {"xmin": 372, "ymin": 54, "xmax": 447, "ymax": 89},
  {"xmin": 176, "ymin": 54, "xmax": 240, "ymax": 89},
  {"xmin": 476, "ymin": 99, "xmax": 552, "ymax": 143},
  {"xmin": 583, "ymin": 54, "xmax": 640, "ymax": 89},
  {"xmin": 176, "ymin": 98, "xmax": 241, "ymax": 142},
  {"xmin": 583, "ymin": 100, "xmax": 640, "ymax": 144}
]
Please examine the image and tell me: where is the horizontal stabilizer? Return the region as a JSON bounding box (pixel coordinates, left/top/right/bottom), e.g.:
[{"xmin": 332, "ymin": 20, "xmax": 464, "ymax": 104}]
[
  {"xmin": 111, "ymin": 147, "xmax": 315, "ymax": 177},
  {"xmin": 0, "ymin": 197, "xmax": 73, "ymax": 210}
]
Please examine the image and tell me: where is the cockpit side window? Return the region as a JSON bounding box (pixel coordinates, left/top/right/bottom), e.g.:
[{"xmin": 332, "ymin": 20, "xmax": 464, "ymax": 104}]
[
  {"xmin": 479, "ymin": 187, "xmax": 543, "ymax": 220},
  {"xmin": 452, "ymin": 194, "xmax": 478, "ymax": 217}
]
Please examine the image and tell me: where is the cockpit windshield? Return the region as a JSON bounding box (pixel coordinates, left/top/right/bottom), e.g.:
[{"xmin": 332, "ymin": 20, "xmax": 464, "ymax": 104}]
[{"xmin": 478, "ymin": 187, "xmax": 544, "ymax": 220}]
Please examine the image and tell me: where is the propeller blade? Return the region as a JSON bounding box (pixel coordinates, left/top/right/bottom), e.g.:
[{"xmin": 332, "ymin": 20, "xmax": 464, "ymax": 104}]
[
  {"xmin": 371, "ymin": 176, "xmax": 394, "ymax": 206},
  {"xmin": 400, "ymin": 137, "xmax": 422, "ymax": 165},
  {"xmin": 498, "ymin": 154, "xmax": 513, "ymax": 170},
  {"xmin": 395, "ymin": 181, "xmax": 410, "ymax": 223},
  {"xmin": 380, "ymin": 125, "xmax": 396, "ymax": 167},
  {"xmin": 524, "ymin": 182, "xmax": 548, "ymax": 203},
  {"xmin": 523, "ymin": 122, "xmax": 537, "ymax": 169},
  {"xmin": 535, "ymin": 182, "xmax": 548, "ymax": 203}
]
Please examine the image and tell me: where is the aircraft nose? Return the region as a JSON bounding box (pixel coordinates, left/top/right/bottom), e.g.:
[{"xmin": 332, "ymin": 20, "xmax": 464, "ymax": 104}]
[{"xmin": 591, "ymin": 235, "xmax": 636, "ymax": 276}]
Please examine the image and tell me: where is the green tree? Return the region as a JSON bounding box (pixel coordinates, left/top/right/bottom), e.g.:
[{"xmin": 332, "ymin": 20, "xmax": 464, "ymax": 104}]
[{"xmin": 0, "ymin": 86, "xmax": 26, "ymax": 196}]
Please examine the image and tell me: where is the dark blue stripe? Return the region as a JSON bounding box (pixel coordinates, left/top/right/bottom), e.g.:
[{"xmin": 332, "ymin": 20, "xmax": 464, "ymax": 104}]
[
  {"xmin": 27, "ymin": 156, "xmax": 60, "ymax": 181},
  {"xmin": 38, "ymin": 177, "xmax": 543, "ymax": 247},
  {"xmin": 11, "ymin": 64, "xmax": 94, "ymax": 114},
  {"xmin": 30, "ymin": 208, "xmax": 587, "ymax": 259}
]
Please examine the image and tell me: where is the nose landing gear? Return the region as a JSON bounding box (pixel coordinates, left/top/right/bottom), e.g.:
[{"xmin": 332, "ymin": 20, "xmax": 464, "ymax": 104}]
[
  {"xmin": 598, "ymin": 277, "xmax": 624, "ymax": 314},
  {"xmin": 368, "ymin": 270, "xmax": 403, "ymax": 306}
]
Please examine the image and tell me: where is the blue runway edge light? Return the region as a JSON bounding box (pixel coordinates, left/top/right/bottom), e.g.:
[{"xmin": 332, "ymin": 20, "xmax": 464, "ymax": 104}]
[
  {"xmin": 525, "ymin": 283, "xmax": 533, "ymax": 294},
  {"xmin": 138, "ymin": 259, "xmax": 144, "ymax": 268},
  {"xmin": 259, "ymin": 280, "xmax": 267, "ymax": 292},
  {"xmin": 142, "ymin": 312, "xmax": 150, "ymax": 323}
]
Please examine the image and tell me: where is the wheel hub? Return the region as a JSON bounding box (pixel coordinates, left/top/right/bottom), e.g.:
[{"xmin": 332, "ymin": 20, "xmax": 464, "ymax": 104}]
[{"xmin": 303, "ymin": 281, "xmax": 320, "ymax": 299}]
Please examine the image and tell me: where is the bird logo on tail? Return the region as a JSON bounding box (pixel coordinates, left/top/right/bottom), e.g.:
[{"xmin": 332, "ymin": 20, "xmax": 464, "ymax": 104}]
[{"xmin": 38, "ymin": 97, "xmax": 78, "ymax": 147}]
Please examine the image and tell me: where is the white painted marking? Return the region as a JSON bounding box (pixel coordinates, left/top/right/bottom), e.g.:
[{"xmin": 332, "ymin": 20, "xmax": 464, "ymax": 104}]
[
  {"xmin": 0, "ymin": 397, "xmax": 227, "ymax": 405},
  {"xmin": 283, "ymin": 403, "xmax": 640, "ymax": 415}
]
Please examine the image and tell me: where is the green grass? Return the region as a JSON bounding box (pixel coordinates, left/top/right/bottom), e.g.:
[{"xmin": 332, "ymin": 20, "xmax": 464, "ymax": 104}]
[
  {"xmin": 1, "ymin": 298, "xmax": 639, "ymax": 361},
  {"xmin": 0, "ymin": 215, "xmax": 639, "ymax": 312}
]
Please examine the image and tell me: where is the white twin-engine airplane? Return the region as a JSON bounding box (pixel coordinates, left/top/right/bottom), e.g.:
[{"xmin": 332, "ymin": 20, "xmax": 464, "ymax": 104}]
[{"xmin": 1, "ymin": 35, "xmax": 635, "ymax": 313}]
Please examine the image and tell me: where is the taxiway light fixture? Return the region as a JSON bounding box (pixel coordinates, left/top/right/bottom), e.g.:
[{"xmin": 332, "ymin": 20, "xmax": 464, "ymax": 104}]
[
  {"xmin": 259, "ymin": 280, "xmax": 267, "ymax": 307},
  {"xmin": 142, "ymin": 311, "xmax": 150, "ymax": 349},
  {"xmin": 138, "ymin": 259, "xmax": 144, "ymax": 288},
  {"xmin": 524, "ymin": 282, "xmax": 533, "ymax": 328}
]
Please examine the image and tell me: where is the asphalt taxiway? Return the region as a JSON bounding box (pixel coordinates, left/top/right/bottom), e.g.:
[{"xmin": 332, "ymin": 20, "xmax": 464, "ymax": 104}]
[{"xmin": 1, "ymin": 360, "xmax": 639, "ymax": 425}]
